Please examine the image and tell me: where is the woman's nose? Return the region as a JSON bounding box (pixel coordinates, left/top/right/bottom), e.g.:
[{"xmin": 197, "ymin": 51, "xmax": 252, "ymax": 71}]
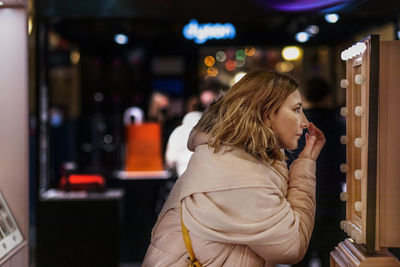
[{"xmin": 300, "ymin": 113, "xmax": 310, "ymax": 128}]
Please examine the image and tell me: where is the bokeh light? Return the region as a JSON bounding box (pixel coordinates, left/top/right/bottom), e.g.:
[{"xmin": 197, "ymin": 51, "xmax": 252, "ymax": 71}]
[
  {"xmin": 295, "ymin": 32, "xmax": 309, "ymax": 43},
  {"xmin": 235, "ymin": 59, "xmax": 246, "ymax": 68},
  {"xmin": 245, "ymin": 46, "xmax": 256, "ymax": 56},
  {"xmin": 235, "ymin": 49, "xmax": 246, "ymax": 61},
  {"xmin": 70, "ymin": 49, "xmax": 80, "ymax": 65},
  {"xmin": 275, "ymin": 61, "xmax": 294, "ymax": 73},
  {"xmin": 207, "ymin": 67, "xmax": 218, "ymax": 77},
  {"xmin": 28, "ymin": 16, "xmax": 33, "ymax": 35},
  {"xmin": 225, "ymin": 60, "xmax": 236, "ymax": 71},
  {"xmin": 325, "ymin": 13, "xmax": 339, "ymax": 23},
  {"xmin": 114, "ymin": 34, "xmax": 129, "ymax": 45},
  {"xmin": 204, "ymin": 55, "xmax": 216, "ymax": 67},
  {"xmin": 282, "ymin": 46, "xmax": 302, "ymax": 61},
  {"xmin": 215, "ymin": 51, "xmax": 227, "ymax": 62},
  {"xmin": 306, "ymin": 25, "xmax": 319, "ymax": 36}
]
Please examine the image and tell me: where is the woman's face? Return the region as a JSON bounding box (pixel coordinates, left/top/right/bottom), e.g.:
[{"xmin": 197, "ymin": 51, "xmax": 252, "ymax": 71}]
[{"xmin": 269, "ymin": 89, "xmax": 309, "ymax": 150}]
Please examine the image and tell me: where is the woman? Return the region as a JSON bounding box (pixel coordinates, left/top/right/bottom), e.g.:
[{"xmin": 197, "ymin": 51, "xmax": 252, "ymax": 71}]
[{"xmin": 143, "ymin": 70, "xmax": 325, "ymax": 267}]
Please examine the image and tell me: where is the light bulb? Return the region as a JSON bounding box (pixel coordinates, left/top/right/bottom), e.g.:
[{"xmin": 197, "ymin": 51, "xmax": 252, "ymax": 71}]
[
  {"xmin": 340, "ymin": 135, "xmax": 348, "ymax": 145},
  {"xmin": 340, "ymin": 79, "xmax": 349, "ymax": 88},
  {"xmin": 355, "ymin": 106, "xmax": 365, "ymax": 116},
  {"xmin": 340, "ymin": 107, "xmax": 349, "ymax": 117}
]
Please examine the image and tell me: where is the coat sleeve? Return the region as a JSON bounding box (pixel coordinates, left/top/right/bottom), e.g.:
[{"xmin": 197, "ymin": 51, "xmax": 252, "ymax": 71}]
[
  {"xmin": 181, "ymin": 158, "xmax": 316, "ymax": 264},
  {"xmin": 249, "ymin": 158, "xmax": 316, "ymax": 264}
]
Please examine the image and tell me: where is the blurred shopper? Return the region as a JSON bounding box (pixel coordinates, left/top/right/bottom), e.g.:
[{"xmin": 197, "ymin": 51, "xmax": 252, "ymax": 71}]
[
  {"xmin": 143, "ymin": 70, "xmax": 325, "ymax": 267},
  {"xmin": 165, "ymin": 111, "xmax": 203, "ymax": 177},
  {"xmin": 291, "ymin": 77, "xmax": 346, "ymax": 267},
  {"xmin": 155, "ymin": 90, "xmax": 218, "ymax": 214}
]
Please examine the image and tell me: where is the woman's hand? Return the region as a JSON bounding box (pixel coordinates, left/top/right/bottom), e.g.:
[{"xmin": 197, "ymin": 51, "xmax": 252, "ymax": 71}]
[{"xmin": 298, "ymin": 122, "xmax": 326, "ymax": 161}]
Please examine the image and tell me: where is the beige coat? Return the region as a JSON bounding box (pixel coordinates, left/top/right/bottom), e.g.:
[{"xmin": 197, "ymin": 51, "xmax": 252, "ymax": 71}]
[{"xmin": 143, "ymin": 135, "xmax": 316, "ymax": 267}]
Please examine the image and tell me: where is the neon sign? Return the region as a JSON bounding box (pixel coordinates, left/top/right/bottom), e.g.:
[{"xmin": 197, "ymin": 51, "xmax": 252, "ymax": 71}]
[{"xmin": 183, "ymin": 19, "xmax": 236, "ymax": 44}]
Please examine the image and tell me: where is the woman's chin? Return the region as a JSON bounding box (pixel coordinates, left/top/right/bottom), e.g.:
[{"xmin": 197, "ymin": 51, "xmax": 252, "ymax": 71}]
[{"xmin": 285, "ymin": 142, "xmax": 298, "ymax": 151}]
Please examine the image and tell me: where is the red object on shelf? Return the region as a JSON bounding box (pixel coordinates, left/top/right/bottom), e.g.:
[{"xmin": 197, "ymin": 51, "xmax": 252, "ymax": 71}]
[
  {"xmin": 59, "ymin": 174, "xmax": 105, "ymax": 191},
  {"xmin": 125, "ymin": 123, "xmax": 164, "ymax": 172}
]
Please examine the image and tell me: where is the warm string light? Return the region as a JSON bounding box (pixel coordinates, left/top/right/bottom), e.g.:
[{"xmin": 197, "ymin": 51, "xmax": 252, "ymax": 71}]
[{"xmin": 203, "ymin": 47, "xmax": 256, "ymax": 79}]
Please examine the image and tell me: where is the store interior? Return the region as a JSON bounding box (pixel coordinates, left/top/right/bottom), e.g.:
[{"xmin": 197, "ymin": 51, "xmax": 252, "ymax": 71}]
[{"xmin": 1, "ymin": 0, "xmax": 400, "ymax": 266}]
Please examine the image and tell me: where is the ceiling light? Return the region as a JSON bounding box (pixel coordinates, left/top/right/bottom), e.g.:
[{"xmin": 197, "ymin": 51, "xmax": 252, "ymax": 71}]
[
  {"xmin": 114, "ymin": 34, "xmax": 129, "ymax": 45},
  {"xmin": 282, "ymin": 46, "xmax": 302, "ymax": 61},
  {"xmin": 295, "ymin": 32, "xmax": 310, "ymax": 43},
  {"xmin": 306, "ymin": 25, "xmax": 319, "ymax": 35},
  {"xmin": 325, "ymin": 13, "xmax": 339, "ymax": 23}
]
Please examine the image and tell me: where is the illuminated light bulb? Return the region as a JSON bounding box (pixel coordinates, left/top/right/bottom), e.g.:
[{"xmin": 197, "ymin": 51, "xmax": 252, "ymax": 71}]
[
  {"xmin": 340, "ymin": 163, "xmax": 348, "ymax": 173},
  {"xmin": 355, "ymin": 74, "xmax": 366, "ymax": 85},
  {"xmin": 354, "ymin": 138, "xmax": 365, "ymax": 148},
  {"xmin": 295, "ymin": 31, "xmax": 310, "ymax": 43},
  {"xmin": 215, "ymin": 51, "xmax": 227, "ymax": 62},
  {"xmin": 340, "ymin": 135, "xmax": 348, "ymax": 145},
  {"xmin": 355, "ymin": 201, "xmax": 363, "ymax": 212},
  {"xmin": 340, "ymin": 107, "xmax": 349, "ymax": 117},
  {"xmin": 340, "ymin": 50, "xmax": 349, "ymax": 61},
  {"xmin": 354, "ymin": 170, "xmax": 364, "ymax": 180},
  {"xmin": 354, "ymin": 106, "xmax": 365, "ymax": 116},
  {"xmin": 204, "ymin": 55, "xmax": 215, "ymax": 67},
  {"xmin": 356, "ymin": 42, "xmax": 367, "ymax": 54},
  {"xmin": 340, "ymin": 79, "xmax": 349, "ymax": 88},
  {"xmin": 340, "ymin": 42, "xmax": 367, "ymax": 61},
  {"xmin": 282, "ymin": 46, "xmax": 301, "ymax": 61},
  {"xmin": 207, "ymin": 67, "xmax": 218, "ymax": 77},
  {"xmin": 245, "ymin": 46, "xmax": 256, "ymax": 56},
  {"xmin": 340, "ymin": 192, "xmax": 348, "ymax": 201},
  {"xmin": 325, "ymin": 13, "xmax": 339, "ymax": 23}
]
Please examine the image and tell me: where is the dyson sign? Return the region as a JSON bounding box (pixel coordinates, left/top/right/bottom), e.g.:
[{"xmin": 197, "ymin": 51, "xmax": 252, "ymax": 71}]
[{"xmin": 183, "ymin": 19, "xmax": 236, "ymax": 44}]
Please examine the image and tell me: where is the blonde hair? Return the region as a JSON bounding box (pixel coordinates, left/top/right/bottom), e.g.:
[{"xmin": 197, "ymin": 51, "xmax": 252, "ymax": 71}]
[{"xmin": 194, "ymin": 70, "xmax": 298, "ymax": 163}]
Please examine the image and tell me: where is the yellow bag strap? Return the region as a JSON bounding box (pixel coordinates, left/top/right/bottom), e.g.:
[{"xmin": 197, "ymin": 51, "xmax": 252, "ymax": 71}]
[{"xmin": 181, "ymin": 206, "xmax": 203, "ymax": 267}]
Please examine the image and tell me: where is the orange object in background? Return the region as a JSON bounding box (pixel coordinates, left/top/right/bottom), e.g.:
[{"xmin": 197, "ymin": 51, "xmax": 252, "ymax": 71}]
[
  {"xmin": 59, "ymin": 174, "xmax": 105, "ymax": 191},
  {"xmin": 125, "ymin": 122, "xmax": 163, "ymax": 172}
]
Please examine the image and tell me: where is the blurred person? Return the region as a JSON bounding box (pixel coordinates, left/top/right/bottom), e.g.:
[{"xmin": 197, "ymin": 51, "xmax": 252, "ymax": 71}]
[
  {"xmin": 165, "ymin": 111, "xmax": 203, "ymax": 177},
  {"xmin": 143, "ymin": 70, "xmax": 325, "ymax": 267},
  {"xmin": 148, "ymin": 91, "xmax": 170, "ymax": 124},
  {"xmin": 147, "ymin": 91, "xmax": 173, "ymax": 154},
  {"xmin": 165, "ymin": 90, "xmax": 218, "ymax": 177},
  {"xmin": 291, "ymin": 77, "xmax": 346, "ymax": 267},
  {"xmin": 156, "ymin": 92, "xmax": 218, "ymax": 214}
]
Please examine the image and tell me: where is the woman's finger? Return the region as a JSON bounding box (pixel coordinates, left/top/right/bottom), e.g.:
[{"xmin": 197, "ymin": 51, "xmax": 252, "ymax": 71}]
[{"xmin": 300, "ymin": 133, "xmax": 315, "ymax": 158}]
